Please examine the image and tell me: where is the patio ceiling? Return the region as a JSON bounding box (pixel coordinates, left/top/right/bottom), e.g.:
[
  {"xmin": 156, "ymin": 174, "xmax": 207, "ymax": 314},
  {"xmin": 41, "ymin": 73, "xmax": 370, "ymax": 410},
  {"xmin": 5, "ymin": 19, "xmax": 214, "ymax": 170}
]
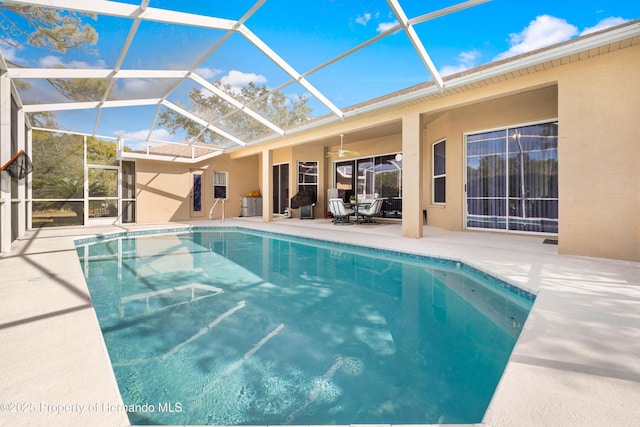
[{"xmin": 1, "ymin": 0, "xmax": 638, "ymax": 163}]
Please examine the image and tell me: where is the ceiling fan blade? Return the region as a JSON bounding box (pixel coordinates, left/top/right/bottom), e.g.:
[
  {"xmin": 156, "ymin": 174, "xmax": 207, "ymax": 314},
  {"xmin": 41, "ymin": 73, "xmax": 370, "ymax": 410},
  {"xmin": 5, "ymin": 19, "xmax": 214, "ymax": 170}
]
[{"xmin": 327, "ymin": 148, "xmax": 360, "ymax": 158}]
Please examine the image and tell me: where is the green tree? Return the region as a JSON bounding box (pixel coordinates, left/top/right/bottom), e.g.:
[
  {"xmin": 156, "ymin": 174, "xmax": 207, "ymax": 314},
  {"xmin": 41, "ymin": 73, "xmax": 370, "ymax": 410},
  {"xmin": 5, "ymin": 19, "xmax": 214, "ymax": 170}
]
[
  {"xmin": 31, "ymin": 130, "xmax": 84, "ymax": 199},
  {"xmin": 32, "ymin": 128, "xmax": 117, "ymax": 218},
  {"xmin": 159, "ymin": 81, "xmax": 313, "ymax": 145},
  {"xmin": 36, "ymin": 177, "xmax": 109, "ymax": 218},
  {"xmin": 0, "ymin": 5, "xmax": 107, "ymax": 102},
  {"xmin": 0, "ymin": 5, "xmax": 97, "ymax": 53},
  {"xmin": 48, "ymin": 77, "xmax": 112, "ymax": 102},
  {"xmin": 29, "ymin": 111, "xmax": 59, "ymax": 128}
]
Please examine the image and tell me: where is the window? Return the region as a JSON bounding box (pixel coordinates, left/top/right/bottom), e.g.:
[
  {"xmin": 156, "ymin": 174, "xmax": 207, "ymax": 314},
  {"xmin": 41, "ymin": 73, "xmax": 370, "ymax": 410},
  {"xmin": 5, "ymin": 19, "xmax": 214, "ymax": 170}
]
[
  {"xmin": 433, "ymin": 140, "xmax": 446, "ymax": 204},
  {"xmin": 298, "ymin": 161, "xmax": 318, "ymax": 200},
  {"xmin": 466, "ymin": 122, "xmax": 558, "ymax": 233},
  {"xmin": 213, "ymin": 171, "xmax": 227, "ymax": 199}
]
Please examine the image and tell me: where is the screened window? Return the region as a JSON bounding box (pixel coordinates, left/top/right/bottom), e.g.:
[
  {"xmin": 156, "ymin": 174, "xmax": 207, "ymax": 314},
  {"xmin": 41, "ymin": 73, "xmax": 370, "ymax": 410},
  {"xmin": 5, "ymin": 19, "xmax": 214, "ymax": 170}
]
[
  {"xmin": 31, "ymin": 132, "xmax": 134, "ymax": 227},
  {"xmin": 32, "ymin": 133, "xmax": 85, "ymax": 227},
  {"xmin": 433, "ymin": 140, "xmax": 446, "ymax": 204},
  {"xmin": 466, "ymin": 122, "xmax": 558, "ymax": 233},
  {"xmin": 214, "ymin": 171, "xmax": 227, "ymax": 199}
]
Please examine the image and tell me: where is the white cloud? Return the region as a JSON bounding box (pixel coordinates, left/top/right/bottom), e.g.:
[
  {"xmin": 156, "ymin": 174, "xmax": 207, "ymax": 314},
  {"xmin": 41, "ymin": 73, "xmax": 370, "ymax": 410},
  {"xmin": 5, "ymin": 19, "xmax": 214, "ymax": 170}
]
[
  {"xmin": 195, "ymin": 67, "xmax": 222, "ymax": 80},
  {"xmin": 494, "ymin": 15, "xmax": 578, "ymax": 61},
  {"xmin": 356, "ymin": 13, "xmax": 372, "ymax": 26},
  {"xmin": 38, "ymin": 55, "xmax": 106, "ymax": 68},
  {"xmin": 581, "ymin": 17, "xmax": 629, "ymax": 36},
  {"xmin": 113, "ymin": 128, "xmax": 173, "ymax": 151},
  {"xmin": 439, "ymin": 49, "xmax": 481, "ymax": 76},
  {"xmin": 39, "ymin": 56, "xmax": 64, "ymax": 67},
  {"xmin": 439, "ymin": 64, "xmax": 468, "ymax": 77},
  {"xmin": 459, "ymin": 50, "xmax": 481, "ymax": 63},
  {"xmin": 377, "ymin": 21, "xmax": 399, "ymax": 33},
  {"xmin": 0, "ymin": 45, "xmax": 26, "ymax": 65},
  {"xmin": 115, "ymin": 78, "xmax": 174, "ymax": 99},
  {"xmin": 123, "ymin": 79, "xmax": 153, "ymax": 94},
  {"xmin": 220, "ymin": 70, "xmax": 267, "ymax": 93}
]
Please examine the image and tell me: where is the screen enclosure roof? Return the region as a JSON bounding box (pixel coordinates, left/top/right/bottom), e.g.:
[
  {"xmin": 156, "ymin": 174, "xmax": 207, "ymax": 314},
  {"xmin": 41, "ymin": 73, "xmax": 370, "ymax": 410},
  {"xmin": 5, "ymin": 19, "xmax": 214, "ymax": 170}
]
[{"xmin": 1, "ymin": 0, "xmax": 639, "ymax": 162}]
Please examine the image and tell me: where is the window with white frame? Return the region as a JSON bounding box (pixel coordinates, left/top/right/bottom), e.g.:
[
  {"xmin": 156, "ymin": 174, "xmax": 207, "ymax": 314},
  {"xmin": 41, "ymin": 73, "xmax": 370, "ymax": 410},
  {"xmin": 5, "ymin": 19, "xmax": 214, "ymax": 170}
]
[
  {"xmin": 433, "ymin": 140, "xmax": 446, "ymax": 204},
  {"xmin": 213, "ymin": 171, "xmax": 227, "ymax": 199},
  {"xmin": 298, "ymin": 161, "xmax": 318, "ymax": 199}
]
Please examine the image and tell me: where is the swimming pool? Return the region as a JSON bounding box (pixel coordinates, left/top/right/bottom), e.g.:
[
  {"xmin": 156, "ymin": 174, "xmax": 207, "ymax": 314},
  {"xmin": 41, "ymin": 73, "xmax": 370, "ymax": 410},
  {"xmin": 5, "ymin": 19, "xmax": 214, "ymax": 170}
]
[{"xmin": 76, "ymin": 227, "xmax": 534, "ymax": 425}]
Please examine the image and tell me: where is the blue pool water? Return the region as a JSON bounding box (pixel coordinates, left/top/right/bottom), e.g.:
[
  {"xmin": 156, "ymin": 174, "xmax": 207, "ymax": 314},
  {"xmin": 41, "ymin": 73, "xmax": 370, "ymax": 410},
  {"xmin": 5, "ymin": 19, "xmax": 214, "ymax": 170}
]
[{"xmin": 76, "ymin": 228, "xmax": 534, "ymax": 426}]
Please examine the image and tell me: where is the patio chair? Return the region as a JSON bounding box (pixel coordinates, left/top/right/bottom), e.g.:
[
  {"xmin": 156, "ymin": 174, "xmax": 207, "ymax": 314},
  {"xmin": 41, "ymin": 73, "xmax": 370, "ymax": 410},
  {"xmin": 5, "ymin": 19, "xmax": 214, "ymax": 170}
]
[
  {"xmin": 357, "ymin": 198, "xmax": 384, "ymax": 224},
  {"xmin": 328, "ymin": 198, "xmax": 354, "ymax": 225}
]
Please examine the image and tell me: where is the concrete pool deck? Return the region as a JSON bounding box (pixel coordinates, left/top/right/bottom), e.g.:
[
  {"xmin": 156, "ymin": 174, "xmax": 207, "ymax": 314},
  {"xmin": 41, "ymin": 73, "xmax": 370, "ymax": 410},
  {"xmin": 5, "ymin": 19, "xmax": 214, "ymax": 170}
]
[{"xmin": 0, "ymin": 218, "xmax": 638, "ymax": 426}]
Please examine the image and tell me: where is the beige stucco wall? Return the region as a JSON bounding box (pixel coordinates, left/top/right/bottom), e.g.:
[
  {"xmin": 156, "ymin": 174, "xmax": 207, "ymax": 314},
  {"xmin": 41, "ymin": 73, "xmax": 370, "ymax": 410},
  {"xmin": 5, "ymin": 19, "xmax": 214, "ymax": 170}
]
[
  {"xmin": 327, "ymin": 134, "xmax": 402, "ymax": 158},
  {"xmin": 416, "ymin": 44, "xmax": 639, "ymax": 261},
  {"xmin": 423, "ymin": 85, "xmax": 559, "ymax": 231},
  {"xmin": 557, "ymin": 44, "xmax": 640, "ymax": 261},
  {"xmin": 134, "ymin": 42, "xmax": 638, "ymax": 261},
  {"xmin": 136, "ymin": 154, "xmax": 260, "ymax": 223},
  {"xmin": 422, "ymin": 111, "xmax": 452, "ymax": 228},
  {"xmin": 266, "ymin": 145, "xmax": 327, "ymax": 218},
  {"xmin": 293, "ymin": 145, "xmax": 325, "ymax": 218},
  {"xmin": 135, "ymin": 160, "xmax": 192, "ymax": 223}
]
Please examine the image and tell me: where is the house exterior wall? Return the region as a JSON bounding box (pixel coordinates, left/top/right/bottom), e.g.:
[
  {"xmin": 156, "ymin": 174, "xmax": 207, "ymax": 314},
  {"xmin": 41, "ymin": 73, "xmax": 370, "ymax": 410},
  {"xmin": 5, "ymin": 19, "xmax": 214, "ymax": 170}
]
[
  {"xmin": 557, "ymin": 44, "xmax": 640, "ymax": 261},
  {"xmin": 134, "ymin": 42, "xmax": 638, "ymax": 261},
  {"xmin": 267, "ymin": 145, "xmax": 326, "ymax": 218},
  {"xmin": 322, "ymin": 134, "xmax": 403, "ymax": 216},
  {"xmin": 423, "ymin": 86, "xmax": 559, "ymax": 232},
  {"xmin": 419, "ymin": 44, "xmax": 639, "ymax": 261},
  {"xmin": 292, "ymin": 145, "xmax": 325, "ymax": 218},
  {"xmin": 136, "ymin": 154, "xmax": 260, "ymax": 223}
]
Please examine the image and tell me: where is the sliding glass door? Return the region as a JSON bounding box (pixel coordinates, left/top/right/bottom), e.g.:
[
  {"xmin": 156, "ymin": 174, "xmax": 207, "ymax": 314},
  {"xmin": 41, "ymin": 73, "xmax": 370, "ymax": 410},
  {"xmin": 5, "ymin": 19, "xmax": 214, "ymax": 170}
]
[
  {"xmin": 272, "ymin": 163, "xmax": 289, "ymax": 214},
  {"xmin": 334, "ymin": 153, "xmax": 402, "ymax": 218},
  {"xmin": 466, "ymin": 122, "xmax": 558, "ymax": 233}
]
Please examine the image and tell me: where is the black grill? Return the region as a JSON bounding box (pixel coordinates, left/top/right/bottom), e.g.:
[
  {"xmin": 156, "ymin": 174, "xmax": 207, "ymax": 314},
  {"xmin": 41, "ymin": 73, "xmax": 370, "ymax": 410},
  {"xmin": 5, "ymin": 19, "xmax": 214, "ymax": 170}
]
[{"xmin": 290, "ymin": 191, "xmax": 316, "ymax": 209}]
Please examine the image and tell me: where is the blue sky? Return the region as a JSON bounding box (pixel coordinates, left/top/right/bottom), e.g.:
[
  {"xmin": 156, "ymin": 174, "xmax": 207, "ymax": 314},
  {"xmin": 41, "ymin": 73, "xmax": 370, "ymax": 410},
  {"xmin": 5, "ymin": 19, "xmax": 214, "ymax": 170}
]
[{"xmin": 1, "ymin": 0, "xmax": 638, "ymax": 143}]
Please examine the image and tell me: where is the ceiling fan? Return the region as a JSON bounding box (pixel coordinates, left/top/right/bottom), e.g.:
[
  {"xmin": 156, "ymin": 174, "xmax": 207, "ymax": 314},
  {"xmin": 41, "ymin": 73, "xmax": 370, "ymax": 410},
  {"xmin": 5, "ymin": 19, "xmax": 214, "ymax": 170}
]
[{"xmin": 327, "ymin": 134, "xmax": 360, "ymax": 158}]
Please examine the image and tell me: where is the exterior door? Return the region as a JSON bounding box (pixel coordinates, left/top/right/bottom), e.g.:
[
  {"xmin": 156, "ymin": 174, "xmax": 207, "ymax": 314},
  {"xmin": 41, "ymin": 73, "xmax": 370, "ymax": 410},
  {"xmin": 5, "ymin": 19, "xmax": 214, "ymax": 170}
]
[
  {"xmin": 190, "ymin": 170, "xmax": 205, "ymax": 217},
  {"xmin": 465, "ymin": 122, "xmax": 558, "ymax": 233},
  {"xmin": 272, "ymin": 163, "xmax": 289, "ymax": 214},
  {"xmin": 86, "ymin": 165, "xmax": 119, "ymax": 225}
]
